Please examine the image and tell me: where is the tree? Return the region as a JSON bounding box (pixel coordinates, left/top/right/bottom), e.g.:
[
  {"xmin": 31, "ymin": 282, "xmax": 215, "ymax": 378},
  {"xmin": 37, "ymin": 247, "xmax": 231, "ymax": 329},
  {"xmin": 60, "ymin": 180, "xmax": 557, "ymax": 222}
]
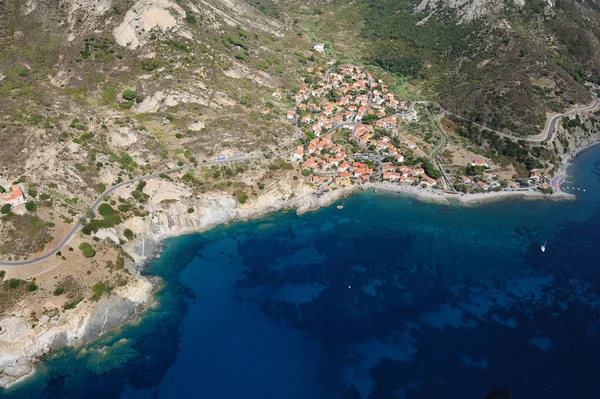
[
  {"xmin": 0, "ymin": 185, "xmax": 5, "ymax": 193},
  {"xmin": 79, "ymin": 242, "xmax": 96, "ymax": 258},
  {"xmin": 0, "ymin": 204, "xmax": 11, "ymax": 214},
  {"xmin": 25, "ymin": 201, "xmax": 37, "ymax": 212}
]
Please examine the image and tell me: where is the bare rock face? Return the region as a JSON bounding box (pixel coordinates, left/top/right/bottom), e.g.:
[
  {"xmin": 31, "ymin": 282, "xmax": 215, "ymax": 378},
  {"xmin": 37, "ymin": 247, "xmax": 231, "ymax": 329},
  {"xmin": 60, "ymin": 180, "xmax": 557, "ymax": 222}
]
[
  {"xmin": 113, "ymin": 0, "xmax": 187, "ymax": 49},
  {"xmin": 416, "ymin": 0, "xmax": 525, "ymax": 22},
  {"xmin": 0, "ymin": 277, "xmax": 153, "ymax": 389},
  {"xmin": 82, "ymin": 297, "xmax": 141, "ymax": 342}
]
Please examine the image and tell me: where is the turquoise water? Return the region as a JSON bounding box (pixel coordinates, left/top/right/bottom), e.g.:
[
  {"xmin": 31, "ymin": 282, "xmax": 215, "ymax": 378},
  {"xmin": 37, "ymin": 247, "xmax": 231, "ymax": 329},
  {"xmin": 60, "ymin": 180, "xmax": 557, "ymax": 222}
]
[{"xmin": 4, "ymin": 145, "xmax": 600, "ymax": 398}]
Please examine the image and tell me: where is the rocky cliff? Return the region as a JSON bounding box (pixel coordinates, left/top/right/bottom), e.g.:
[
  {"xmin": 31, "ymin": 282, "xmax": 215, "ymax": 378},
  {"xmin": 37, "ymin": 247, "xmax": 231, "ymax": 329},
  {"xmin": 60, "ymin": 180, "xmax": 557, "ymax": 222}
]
[
  {"xmin": 0, "ymin": 174, "xmax": 351, "ymax": 389},
  {"xmin": 0, "ymin": 276, "xmax": 154, "ymax": 388}
]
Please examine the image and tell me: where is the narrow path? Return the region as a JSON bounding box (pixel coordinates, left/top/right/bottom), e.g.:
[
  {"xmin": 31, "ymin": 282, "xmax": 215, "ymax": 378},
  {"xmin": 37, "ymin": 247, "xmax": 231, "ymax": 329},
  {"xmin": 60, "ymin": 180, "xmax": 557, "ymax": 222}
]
[{"xmin": 0, "ymin": 152, "xmax": 289, "ymax": 267}]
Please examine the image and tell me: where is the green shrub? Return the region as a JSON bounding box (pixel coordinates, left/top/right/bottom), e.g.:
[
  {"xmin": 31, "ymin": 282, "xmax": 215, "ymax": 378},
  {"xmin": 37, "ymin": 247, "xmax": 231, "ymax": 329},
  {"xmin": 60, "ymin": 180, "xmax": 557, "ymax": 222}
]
[
  {"xmin": 79, "ymin": 242, "xmax": 96, "ymax": 258},
  {"xmin": 123, "ymin": 228, "xmax": 135, "ymax": 240},
  {"xmin": 141, "ymin": 60, "xmax": 160, "ymax": 72},
  {"xmin": 1, "ymin": 204, "xmax": 11, "ymax": 214},
  {"xmin": 233, "ymin": 190, "xmax": 248, "ymax": 204},
  {"xmin": 122, "ymin": 89, "xmax": 137, "ymax": 101},
  {"xmin": 53, "ymin": 287, "xmax": 65, "ymax": 296},
  {"xmin": 25, "ymin": 201, "xmax": 37, "ymax": 212},
  {"xmin": 187, "ymin": 207, "xmax": 195, "ymax": 213},
  {"xmin": 63, "ymin": 298, "xmax": 82, "ymax": 310},
  {"xmin": 116, "ymin": 255, "xmax": 125, "ymax": 269},
  {"xmin": 0, "ymin": 270, "xmax": 5, "ymax": 280},
  {"xmin": 27, "ymin": 282, "xmax": 38, "ymax": 292},
  {"xmin": 227, "ymin": 35, "xmax": 248, "ymax": 50},
  {"xmin": 91, "ymin": 281, "xmax": 113, "ymax": 301},
  {"xmin": 8, "ymin": 279, "xmax": 21, "ymax": 289},
  {"xmin": 118, "ymin": 203, "xmax": 132, "ymax": 212},
  {"xmin": 98, "ymin": 203, "xmax": 115, "ymax": 217},
  {"xmin": 164, "ymin": 39, "xmax": 188, "ymax": 51}
]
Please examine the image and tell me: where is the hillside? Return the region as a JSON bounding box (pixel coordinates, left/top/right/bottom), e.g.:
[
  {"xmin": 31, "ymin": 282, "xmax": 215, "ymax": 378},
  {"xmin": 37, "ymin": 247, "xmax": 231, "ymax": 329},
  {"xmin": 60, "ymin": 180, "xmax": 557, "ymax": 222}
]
[{"xmin": 288, "ymin": 0, "xmax": 600, "ymax": 136}]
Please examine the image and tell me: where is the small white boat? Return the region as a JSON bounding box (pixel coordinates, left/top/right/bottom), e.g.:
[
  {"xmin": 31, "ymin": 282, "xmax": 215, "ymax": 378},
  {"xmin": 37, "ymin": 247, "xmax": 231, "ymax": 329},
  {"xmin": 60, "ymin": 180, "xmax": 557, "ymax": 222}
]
[
  {"xmin": 337, "ymin": 205, "xmax": 344, "ymax": 210},
  {"xmin": 541, "ymin": 240, "xmax": 547, "ymax": 253}
]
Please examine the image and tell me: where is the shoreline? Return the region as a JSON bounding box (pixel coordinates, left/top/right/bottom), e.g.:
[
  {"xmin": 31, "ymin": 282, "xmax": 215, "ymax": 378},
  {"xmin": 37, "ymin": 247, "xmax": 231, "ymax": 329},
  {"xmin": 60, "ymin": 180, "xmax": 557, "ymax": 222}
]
[
  {"xmin": 2, "ymin": 137, "xmax": 598, "ymax": 392},
  {"xmin": 367, "ymin": 182, "xmax": 575, "ymax": 205}
]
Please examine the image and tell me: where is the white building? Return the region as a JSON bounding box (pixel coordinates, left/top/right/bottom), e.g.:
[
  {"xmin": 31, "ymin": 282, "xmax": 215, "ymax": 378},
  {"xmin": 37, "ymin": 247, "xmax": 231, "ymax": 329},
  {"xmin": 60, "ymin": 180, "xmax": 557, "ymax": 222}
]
[
  {"xmin": 0, "ymin": 185, "xmax": 26, "ymax": 207},
  {"xmin": 313, "ymin": 43, "xmax": 325, "ymax": 54}
]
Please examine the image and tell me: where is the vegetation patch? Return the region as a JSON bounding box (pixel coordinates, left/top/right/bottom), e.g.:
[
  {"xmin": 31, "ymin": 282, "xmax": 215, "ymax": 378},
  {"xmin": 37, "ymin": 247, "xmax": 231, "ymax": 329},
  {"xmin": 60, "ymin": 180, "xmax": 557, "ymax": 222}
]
[
  {"xmin": 82, "ymin": 204, "xmax": 123, "ymax": 235},
  {"xmin": 91, "ymin": 281, "xmax": 113, "ymax": 301},
  {"xmin": 79, "ymin": 242, "xmax": 96, "ymax": 258},
  {"xmin": 0, "ymin": 214, "xmax": 53, "ymax": 258}
]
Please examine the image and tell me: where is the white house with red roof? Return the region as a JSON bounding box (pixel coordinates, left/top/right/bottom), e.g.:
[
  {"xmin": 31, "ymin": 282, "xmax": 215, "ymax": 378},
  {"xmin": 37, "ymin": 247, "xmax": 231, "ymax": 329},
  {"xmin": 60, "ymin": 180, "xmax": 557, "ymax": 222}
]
[
  {"xmin": 0, "ymin": 185, "xmax": 26, "ymax": 207},
  {"xmin": 292, "ymin": 146, "xmax": 304, "ymax": 160},
  {"xmin": 471, "ymin": 160, "xmax": 489, "ymax": 167}
]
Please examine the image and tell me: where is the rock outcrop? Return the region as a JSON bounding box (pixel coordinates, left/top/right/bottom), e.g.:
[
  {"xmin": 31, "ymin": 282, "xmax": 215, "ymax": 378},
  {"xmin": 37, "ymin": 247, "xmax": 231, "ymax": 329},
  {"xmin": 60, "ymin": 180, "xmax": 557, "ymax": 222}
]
[
  {"xmin": 0, "ymin": 175, "xmax": 351, "ymax": 389},
  {"xmin": 124, "ymin": 177, "xmax": 352, "ymax": 266},
  {"xmin": 0, "ymin": 277, "xmax": 154, "ymax": 389}
]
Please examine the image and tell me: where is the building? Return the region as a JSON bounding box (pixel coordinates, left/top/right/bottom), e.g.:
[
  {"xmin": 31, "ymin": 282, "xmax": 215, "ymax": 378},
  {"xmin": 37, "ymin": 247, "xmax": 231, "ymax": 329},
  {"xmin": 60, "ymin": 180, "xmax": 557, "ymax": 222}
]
[
  {"xmin": 383, "ymin": 172, "xmax": 401, "ymax": 181},
  {"xmin": 292, "ymin": 146, "xmax": 304, "ymax": 160},
  {"xmin": 0, "ymin": 185, "xmax": 26, "ymax": 207},
  {"xmin": 471, "ymin": 160, "xmax": 489, "ymax": 168},
  {"xmin": 477, "ymin": 181, "xmax": 489, "ymax": 190},
  {"xmin": 421, "ymin": 176, "xmax": 437, "ymax": 187}
]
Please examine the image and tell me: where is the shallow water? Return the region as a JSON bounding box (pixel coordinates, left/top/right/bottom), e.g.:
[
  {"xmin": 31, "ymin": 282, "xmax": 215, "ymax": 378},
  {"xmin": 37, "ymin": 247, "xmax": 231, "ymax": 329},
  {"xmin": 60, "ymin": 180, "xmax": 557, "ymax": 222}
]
[{"xmin": 5, "ymin": 145, "xmax": 600, "ymax": 399}]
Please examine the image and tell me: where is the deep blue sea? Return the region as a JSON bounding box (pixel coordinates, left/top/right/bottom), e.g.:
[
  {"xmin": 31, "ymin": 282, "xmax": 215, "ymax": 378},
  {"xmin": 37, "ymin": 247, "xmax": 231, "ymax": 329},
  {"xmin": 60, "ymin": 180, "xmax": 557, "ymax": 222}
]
[{"xmin": 4, "ymin": 146, "xmax": 600, "ymax": 399}]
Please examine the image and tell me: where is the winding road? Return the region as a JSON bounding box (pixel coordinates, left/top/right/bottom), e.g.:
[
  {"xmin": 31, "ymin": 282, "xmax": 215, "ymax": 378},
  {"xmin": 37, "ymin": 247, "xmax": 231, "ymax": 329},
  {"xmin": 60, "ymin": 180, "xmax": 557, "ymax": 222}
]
[
  {"xmin": 3, "ymin": 91, "xmax": 598, "ymax": 267},
  {"xmin": 0, "ymin": 153, "xmax": 285, "ymax": 267},
  {"xmin": 417, "ymin": 93, "xmax": 600, "ymax": 142},
  {"xmin": 535, "ymin": 96, "xmax": 600, "ymax": 142}
]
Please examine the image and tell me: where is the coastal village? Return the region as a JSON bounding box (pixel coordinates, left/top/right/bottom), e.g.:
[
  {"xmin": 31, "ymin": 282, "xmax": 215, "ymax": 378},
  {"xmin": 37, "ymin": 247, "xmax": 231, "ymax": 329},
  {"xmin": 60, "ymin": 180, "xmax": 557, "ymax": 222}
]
[
  {"xmin": 285, "ymin": 61, "xmax": 553, "ymax": 195},
  {"xmin": 285, "ymin": 61, "xmax": 437, "ymax": 191}
]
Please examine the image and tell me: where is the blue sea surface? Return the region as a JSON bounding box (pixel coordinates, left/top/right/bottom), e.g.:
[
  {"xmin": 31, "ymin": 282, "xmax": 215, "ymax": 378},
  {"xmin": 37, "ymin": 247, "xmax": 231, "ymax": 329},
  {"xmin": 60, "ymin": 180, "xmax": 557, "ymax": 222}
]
[{"xmin": 4, "ymin": 145, "xmax": 600, "ymax": 399}]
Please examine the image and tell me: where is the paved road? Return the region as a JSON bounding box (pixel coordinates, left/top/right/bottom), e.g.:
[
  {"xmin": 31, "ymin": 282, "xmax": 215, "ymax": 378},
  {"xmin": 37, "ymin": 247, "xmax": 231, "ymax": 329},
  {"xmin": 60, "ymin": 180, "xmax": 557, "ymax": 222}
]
[
  {"xmin": 0, "ymin": 153, "xmax": 285, "ymax": 267},
  {"xmin": 417, "ymin": 95, "xmax": 600, "ymax": 142},
  {"xmin": 536, "ymin": 96, "xmax": 600, "ymax": 142}
]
